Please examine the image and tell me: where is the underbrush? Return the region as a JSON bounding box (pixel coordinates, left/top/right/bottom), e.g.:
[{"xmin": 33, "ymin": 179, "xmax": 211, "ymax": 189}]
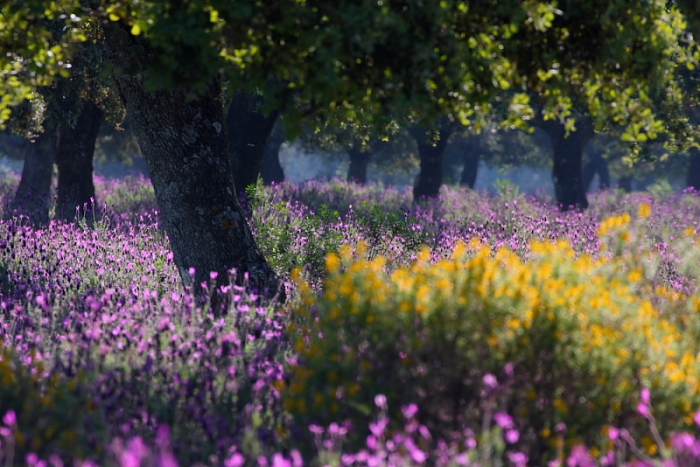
[{"xmin": 0, "ymin": 176, "xmax": 698, "ymax": 465}]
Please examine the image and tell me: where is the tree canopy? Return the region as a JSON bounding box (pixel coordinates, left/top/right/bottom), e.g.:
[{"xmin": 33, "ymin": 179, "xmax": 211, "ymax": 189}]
[{"xmin": 1, "ymin": 0, "xmax": 696, "ymax": 141}]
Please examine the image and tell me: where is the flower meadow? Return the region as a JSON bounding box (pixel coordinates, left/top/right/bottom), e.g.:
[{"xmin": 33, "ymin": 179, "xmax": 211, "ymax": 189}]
[{"xmin": 2, "ymin": 173, "xmax": 700, "ymax": 466}]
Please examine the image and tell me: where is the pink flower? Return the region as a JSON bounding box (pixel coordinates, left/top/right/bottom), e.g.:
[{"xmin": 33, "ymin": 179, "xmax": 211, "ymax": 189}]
[
  {"xmin": 483, "ymin": 373, "xmax": 498, "ymax": 388},
  {"xmin": 508, "ymin": 452, "xmax": 528, "ymax": 466},
  {"xmin": 3, "ymin": 411, "xmax": 16, "ymax": 426},
  {"xmin": 401, "ymin": 404, "xmax": 419, "ymax": 419},
  {"xmin": 493, "ymin": 412, "xmax": 513, "ymax": 429},
  {"xmin": 374, "ymin": 394, "xmax": 387, "ymax": 409},
  {"xmin": 641, "ymin": 388, "xmax": 651, "ymax": 405},
  {"xmin": 506, "ymin": 429, "xmax": 520, "ymax": 444},
  {"xmin": 567, "ymin": 445, "xmax": 595, "ymax": 467},
  {"xmin": 608, "ymin": 427, "xmax": 619, "ymax": 441},
  {"xmin": 369, "ymin": 418, "xmax": 388, "ymax": 437},
  {"xmin": 637, "ymin": 403, "xmax": 650, "ymax": 418},
  {"xmin": 308, "ymin": 425, "xmax": 324, "ymax": 435},
  {"xmin": 225, "ymin": 453, "xmax": 245, "ymax": 467},
  {"xmin": 272, "ymin": 454, "xmax": 291, "ymax": 467},
  {"xmin": 410, "ymin": 448, "xmax": 427, "ymax": 464}
]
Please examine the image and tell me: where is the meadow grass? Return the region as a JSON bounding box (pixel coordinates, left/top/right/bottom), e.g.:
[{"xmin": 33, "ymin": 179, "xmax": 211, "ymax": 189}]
[{"xmin": 0, "ymin": 174, "xmax": 699, "ymax": 466}]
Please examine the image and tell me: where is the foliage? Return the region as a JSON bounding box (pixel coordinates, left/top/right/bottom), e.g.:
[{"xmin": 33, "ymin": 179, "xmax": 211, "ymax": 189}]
[
  {"xmin": 1, "ymin": 175, "xmax": 700, "ymax": 464},
  {"xmin": 0, "ymin": 345, "xmax": 107, "ymax": 463},
  {"xmin": 0, "ymin": 1, "xmax": 696, "ymax": 147},
  {"xmin": 285, "ymin": 215, "xmax": 700, "ymax": 460}
]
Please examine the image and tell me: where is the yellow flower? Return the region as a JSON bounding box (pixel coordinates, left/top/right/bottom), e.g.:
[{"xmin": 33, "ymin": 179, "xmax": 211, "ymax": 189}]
[
  {"xmin": 326, "ymin": 253, "xmax": 340, "ymax": 273},
  {"xmin": 638, "ymin": 203, "xmax": 652, "ymax": 218}
]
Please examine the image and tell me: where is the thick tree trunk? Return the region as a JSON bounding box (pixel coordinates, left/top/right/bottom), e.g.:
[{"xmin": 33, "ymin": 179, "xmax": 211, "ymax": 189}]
[
  {"xmin": 103, "ymin": 22, "xmax": 280, "ymax": 303},
  {"xmin": 583, "ymin": 150, "xmax": 610, "ymax": 192},
  {"xmin": 459, "ymin": 140, "xmax": 480, "ymax": 189},
  {"xmin": 226, "ymin": 90, "xmax": 280, "ymax": 195},
  {"xmin": 55, "ymin": 100, "xmax": 104, "ymax": 222},
  {"xmin": 411, "ymin": 121, "xmax": 453, "ymax": 200},
  {"xmin": 347, "ymin": 146, "xmax": 372, "ymax": 184},
  {"xmin": 539, "ymin": 117, "xmax": 594, "ymax": 210},
  {"xmin": 261, "ymin": 120, "xmax": 285, "ymax": 185},
  {"xmin": 6, "ymin": 126, "xmax": 57, "ymax": 226},
  {"xmin": 687, "ymin": 147, "xmax": 700, "ymax": 191}
]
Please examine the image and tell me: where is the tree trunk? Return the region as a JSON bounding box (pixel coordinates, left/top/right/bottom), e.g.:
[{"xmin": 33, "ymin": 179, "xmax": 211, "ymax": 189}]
[
  {"xmin": 226, "ymin": 90, "xmax": 280, "ymax": 196},
  {"xmin": 459, "ymin": 140, "xmax": 480, "ymax": 189},
  {"xmin": 347, "ymin": 146, "xmax": 372, "ymax": 184},
  {"xmin": 55, "ymin": 100, "xmax": 104, "ymax": 222},
  {"xmin": 618, "ymin": 175, "xmax": 633, "ymax": 192},
  {"xmin": 5, "ymin": 126, "xmax": 57, "ymax": 226},
  {"xmin": 539, "ymin": 117, "xmax": 594, "ymax": 210},
  {"xmin": 687, "ymin": 147, "xmax": 700, "ymax": 191},
  {"xmin": 261, "ymin": 120, "xmax": 285, "ymax": 185},
  {"xmin": 411, "ymin": 121, "xmax": 453, "ymax": 200},
  {"xmin": 103, "ymin": 21, "xmax": 280, "ymax": 304},
  {"xmin": 583, "ymin": 150, "xmax": 610, "ymax": 192}
]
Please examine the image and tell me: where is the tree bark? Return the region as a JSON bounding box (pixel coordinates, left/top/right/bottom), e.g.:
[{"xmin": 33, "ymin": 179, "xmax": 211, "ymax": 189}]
[
  {"xmin": 347, "ymin": 146, "xmax": 372, "ymax": 184},
  {"xmin": 5, "ymin": 126, "xmax": 57, "ymax": 226},
  {"xmin": 261, "ymin": 120, "xmax": 285, "ymax": 185},
  {"xmin": 687, "ymin": 147, "xmax": 700, "ymax": 191},
  {"xmin": 539, "ymin": 117, "xmax": 594, "ymax": 210},
  {"xmin": 411, "ymin": 121, "xmax": 453, "ymax": 200},
  {"xmin": 583, "ymin": 150, "xmax": 610, "ymax": 192},
  {"xmin": 55, "ymin": 99, "xmax": 104, "ymax": 222},
  {"xmin": 226, "ymin": 90, "xmax": 280, "ymax": 195},
  {"xmin": 103, "ymin": 21, "xmax": 280, "ymax": 303},
  {"xmin": 459, "ymin": 140, "xmax": 481, "ymax": 189}
]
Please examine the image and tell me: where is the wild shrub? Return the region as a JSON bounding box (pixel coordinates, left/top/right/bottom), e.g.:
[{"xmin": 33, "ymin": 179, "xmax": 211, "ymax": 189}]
[
  {"xmin": 285, "ymin": 223, "xmax": 700, "ymax": 461},
  {"xmin": 0, "ymin": 344, "xmax": 107, "ymax": 463}
]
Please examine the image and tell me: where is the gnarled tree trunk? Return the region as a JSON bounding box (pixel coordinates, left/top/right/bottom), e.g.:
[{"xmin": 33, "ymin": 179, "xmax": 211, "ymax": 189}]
[
  {"xmin": 539, "ymin": 116, "xmax": 594, "ymax": 210},
  {"xmin": 347, "ymin": 146, "xmax": 372, "ymax": 184},
  {"xmin": 6, "ymin": 126, "xmax": 57, "ymax": 226},
  {"xmin": 55, "ymin": 99, "xmax": 104, "ymax": 222},
  {"xmin": 103, "ymin": 21, "xmax": 280, "ymax": 304},
  {"xmin": 226, "ymin": 90, "xmax": 280, "ymax": 195},
  {"xmin": 411, "ymin": 121, "xmax": 453, "ymax": 200},
  {"xmin": 261, "ymin": 119, "xmax": 285, "ymax": 185}
]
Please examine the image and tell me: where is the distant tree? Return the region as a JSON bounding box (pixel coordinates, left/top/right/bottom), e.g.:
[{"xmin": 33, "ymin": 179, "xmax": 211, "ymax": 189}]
[
  {"xmin": 688, "ymin": 148, "xmax": 700, "ymax": 190},
  {"xmin": 582, "ymin": 146, "xmax": 611, "ymax": 192},
  {"xmin": 227, "ymin": 90, "xmax": 280, "ymax": 196},
  {"xmin": 534, "ymin": 114, "xmax": 594, "ymax": 209},
  {"xmin": 410, "ymin": 118, "xmax": 456, "ymax": 200},
  {"xmin": 260, "ymin": 119, "xmax": 286, "ymax": 185},
  {"xmin": 346, "ymin": 145, "xmax": 373, "ymax": 185},
  {"xmin": 55, "ymin": 99, "xmax": 104, "ymax": 222},
  {"xmin": 4, "ymin": 122, "xmax": 57, "ymax": 225}
]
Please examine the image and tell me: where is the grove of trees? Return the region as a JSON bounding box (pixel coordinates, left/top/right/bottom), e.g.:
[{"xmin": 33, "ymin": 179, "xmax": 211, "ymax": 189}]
[{"xmin": 2, "ymin": 0, "xmax": 699, "ymax": 300}]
